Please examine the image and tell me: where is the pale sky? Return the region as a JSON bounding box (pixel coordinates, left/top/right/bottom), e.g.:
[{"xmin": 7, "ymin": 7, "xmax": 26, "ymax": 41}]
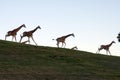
[{"xmin": 0, "ymin": 0, "xmax": 120, "ymax": 56}]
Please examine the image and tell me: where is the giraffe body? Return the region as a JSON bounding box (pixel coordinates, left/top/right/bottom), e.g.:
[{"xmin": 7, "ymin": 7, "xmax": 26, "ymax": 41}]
[
  {"xmin": 54, "ymin": 33, "xmax": 75, "ymax": 48},
  {"xmin": 5, "ymin": 24, "xmax": 26, "ymax": 41},
  {"xmin": 96, "ymin": 41, "xmax": 115, "ymax": 55},
  {"xmin": 20, "ymin": 26, "xmax": 41, "ymax": 45}
]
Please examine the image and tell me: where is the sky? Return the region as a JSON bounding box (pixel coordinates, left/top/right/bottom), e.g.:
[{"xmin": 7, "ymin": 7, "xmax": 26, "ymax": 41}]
[{"xmin": 0, "ymin": 0, "xmax": 120, "ymax": 56}]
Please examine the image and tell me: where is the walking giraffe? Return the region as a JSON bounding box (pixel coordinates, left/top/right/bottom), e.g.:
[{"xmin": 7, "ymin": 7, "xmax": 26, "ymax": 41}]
[
  {"xmin": 53, "ymin": 33, "xmax": 75, "ymax": 48},
  {"xmin": 19, "ymin": 26, "xmax": 41, "ymax": 45},
  {"xmin": 96, "ymin": 41, "xmax": 115, "ymax": 55},
  {"xmin": 5, "ymin": 24, "xmax": 26, "ymax": 41}
]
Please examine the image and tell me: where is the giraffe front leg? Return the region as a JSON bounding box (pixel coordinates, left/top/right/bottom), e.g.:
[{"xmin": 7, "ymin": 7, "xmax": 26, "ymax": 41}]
[
  {"xmin": 31, "ymin": 36, "xmax": 37, "ymax": 46},
  {"xmin": 12, "ymin": 36, "xmax": 14, "ymax": 41},
  {"xmin": 108, "ymin": 50, "xmax": 111, "ymax": 55},
  {"xmin": 5, "ymin": 35, "xmax": 7, "ymax": 40},
  {"xmin": 57, "ymin": 42, "xmax": 59, "ymax": 48},
  {"xmin": 106, "ymin": 50, "xmax": 109, "ymax": 55},
  {"xmin": 28, "ymin": 37, "xmax": 30, "ymax": 44},
  {"xmin": 15, "ymin": 36, "xmax": 17, "ymax": 42},
  {"xmin": 96, "ymin": 49, "xmax": 99, "ymax": 54},
  {"xmin": 61, "ymin": 42, "xmax": 64, "ymax": 48},
  {"xmin": 19, "ymin": 36, "xmax": 23, "ymax": 43},
  {"xmin": 64, "ymin": 42, "xmax": 66, "ymax": 48}
]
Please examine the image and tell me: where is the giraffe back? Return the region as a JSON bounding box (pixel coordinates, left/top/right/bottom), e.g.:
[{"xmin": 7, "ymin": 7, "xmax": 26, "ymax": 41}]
[
  {"xmin": 23, "ymin": 31, "xmax": 32, "ymax": 37},
  {"xmin": 56, "ymin": 36, "xmax": 66, "ymax": 42}
]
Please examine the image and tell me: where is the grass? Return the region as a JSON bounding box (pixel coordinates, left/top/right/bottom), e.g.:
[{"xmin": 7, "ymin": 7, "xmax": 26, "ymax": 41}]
[{"xmin": 0, "ymin": 40, "xmax": 120, "ymax": 80}]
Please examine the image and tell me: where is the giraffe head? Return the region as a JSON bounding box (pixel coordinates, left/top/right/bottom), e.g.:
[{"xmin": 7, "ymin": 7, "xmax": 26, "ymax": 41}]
[
  {"xmin": 37, "ymin": 26, "xmax": 41, "ymax": 29},
  {"xmin": 22, "ymin": 24, "xmax": 26, "ymax": 28},
  {"xmin": 71, "ymin": 33, "xmax": 75, "ymax": 37},
  {"xmin": 112, "ymin": 41, "xmax": 115, "ymax": 44}
]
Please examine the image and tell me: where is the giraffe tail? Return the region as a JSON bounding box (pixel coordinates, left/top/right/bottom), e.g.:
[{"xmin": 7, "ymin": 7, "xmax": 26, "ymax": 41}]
[{"xmin": 52, "ymin": 39, "xmax": 55, "ymax": 40}]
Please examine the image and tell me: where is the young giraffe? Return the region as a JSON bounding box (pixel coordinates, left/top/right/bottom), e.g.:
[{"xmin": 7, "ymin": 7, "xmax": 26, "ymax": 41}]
[
  {"xmin": 21, "ymin": 40, "xmax": 30, "ymax": 44},
  {"xmin": 53, "ymin": 33, "xmax": 75, "ymax": 48},
  {"xmin": 96, "ymin": 41, "xmax": 115, "ymax": 55},
  {"xmin": 19, "ymin": 26, "xmax": 41, "ymax": 45},
  {"xmin": 71, "ymin": 46, "xmax": 78, "ymax": 50},
  {"xmin": 5, "ymin": 24, "xmax": 26, "ymax": 41}
]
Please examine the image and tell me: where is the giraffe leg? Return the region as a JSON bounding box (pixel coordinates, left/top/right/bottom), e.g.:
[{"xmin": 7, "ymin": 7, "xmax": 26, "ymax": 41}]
[
  {"xmin": 19, "ymin": 36, "xmax": 23, "ymax": 43},
  {"xmin": 61, "ymin": 42, "xmax": 64, "ymax": 47},
  {"xmin": 12, "ymin": 36, "xmax": 14, "ymax": 41},
  {"xmin": 28, "ymin": 37, "xmax": 30, "ymax": 44},
  {"xmin": 106, "ymin": 50, "xmax": 108, "ymax": 55},
  {"xmin": 64, "ymin": 42, "xmax": 66, "ymax": 48},
  {"xmin": 108, "ymin": 50, "xmax": 111, "ymax": 55},
  {"xmin": 5, "ymin": 35, "xmax": 7, "ymax": 40},
  {"xmin": 57, "ymin": 42, "xmax": 59, "ymax": 48},
  {"xmin": 31, "ymin": 36, "xmax": 37, "ymax": 45},
  {"xmin": 96, "ymin": 49, "xmax": 99, "ymax": 54},
  {"xmin": 15, "ymin": 36, "xmax": 17, "ymax": 42}
]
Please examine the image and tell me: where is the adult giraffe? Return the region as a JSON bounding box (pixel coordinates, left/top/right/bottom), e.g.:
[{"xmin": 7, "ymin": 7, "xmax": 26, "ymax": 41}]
[
  {"xmin": 53, "ymin": 33, "xmax": 75, "ymax": 48},
  {"xmin": 96, "ymin": 41, "xmax": 115, "ymax": 55},
  {"xmin": 19, "ymin": 26, "xmax": 41, "ymax": 45},
  {"xmin": 5, "ymin": 24, "xmax": 26, "ymax": 41}
]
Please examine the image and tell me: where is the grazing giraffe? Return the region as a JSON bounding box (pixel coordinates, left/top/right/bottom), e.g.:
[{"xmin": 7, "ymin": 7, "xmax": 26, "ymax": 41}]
[
  {"xmin": 20, "ymin": 26, "xmax": 41, "ymax": 45},
  {"xmin": 96, "ymin": 41, "xmax": 115, "ymax": 55},
  {"xmin": 71, "ymin": 46, "xmax": 78, "ymax": 50},
  {"xmin": 53, "ymin": 33, "xmax": 75, "ymax": 48},
  {"xmin": 5, "ymin": 24, "xmax": 26, "ymax": 41},
  {"xmin": 21, "ymin": 40, "xmax": 30, "ymax": 44}
]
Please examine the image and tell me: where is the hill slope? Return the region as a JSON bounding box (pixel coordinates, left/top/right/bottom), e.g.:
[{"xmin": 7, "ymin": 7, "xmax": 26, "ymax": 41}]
[{"xmin": 0, "ymin": 40, "xmax": 120, "ymax": 80}]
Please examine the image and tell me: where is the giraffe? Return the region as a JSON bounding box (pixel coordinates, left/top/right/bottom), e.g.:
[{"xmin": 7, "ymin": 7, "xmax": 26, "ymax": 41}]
[
  {"xmin": 53, "ymin": 33, "xmax": 75, "ymax": 48},
  {"xmin": 5, "ymin": 24, "xmax": 26, "ymax": 42},
  {"xmin": 71, "ymin": 46, "xmax": 78, "ymax": 50},
  {"xmin": 19, "ymin": 26, "xmax": 41, "ymax": 45},
  {"xmin": 21, "ymin": 40, "xmax": 30, "ymax": 44},
  {"xmin": 96, "ymin": 41, "xmax": 115, "ymax": 55}
]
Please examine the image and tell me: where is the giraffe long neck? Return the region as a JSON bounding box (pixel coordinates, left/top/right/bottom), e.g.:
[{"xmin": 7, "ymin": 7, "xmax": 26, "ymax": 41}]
[
  {"xmin": 15, "ymin": 25, "xmax": 24, "ymax": 32},
  {"xmin": 108, "ymin": 42, "xmax": 114, "ymax": 47},
  {"xmin": 64, "ymin": 34, "xmax": 72, "ymax": 38},
  {"xmin": 30, "ymin": 27, "xmax": 39, "ymax": 33}
]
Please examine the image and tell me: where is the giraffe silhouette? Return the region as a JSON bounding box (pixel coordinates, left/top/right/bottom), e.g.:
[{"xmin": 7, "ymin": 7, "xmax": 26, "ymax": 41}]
[
  {"xmin": 20, "ymin": 26, "xmax": 41, "ymax": 45},
  {"xmin": 5, "ymin": 24, "xmax": 26, "ymax": 41},
  {"xmin": 53, "ymin": 33, "xmax": 75, "ymax": 48},
  {"xmin": 96, "ymin": 41, "xmax": 115, "ymax": 55},
  {"xmin": 71, "ymin": 46, "xmax": 78, "ymax": 50}
]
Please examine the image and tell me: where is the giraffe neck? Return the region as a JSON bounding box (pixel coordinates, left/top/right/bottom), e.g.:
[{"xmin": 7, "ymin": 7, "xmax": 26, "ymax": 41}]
[
  {"xmin": 15, "ymin": 25, "xmax": 24, "ymax": 32},
  {"xmin": 108, "ymin": 42, "xmax": 114, "ymax": 47},
  {"xmin": 30, "ymin": 27, "xmax": 39, "ymax": 33},
  {"xmin": 64, "ymin": 34, "xmax": 73, "ymax": 38}
]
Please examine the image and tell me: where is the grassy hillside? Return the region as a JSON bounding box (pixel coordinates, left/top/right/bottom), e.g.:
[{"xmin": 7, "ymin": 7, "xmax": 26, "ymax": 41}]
[{"xmin": 0, "ymin": 40, "xmax": 120, "ymax": 80}]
